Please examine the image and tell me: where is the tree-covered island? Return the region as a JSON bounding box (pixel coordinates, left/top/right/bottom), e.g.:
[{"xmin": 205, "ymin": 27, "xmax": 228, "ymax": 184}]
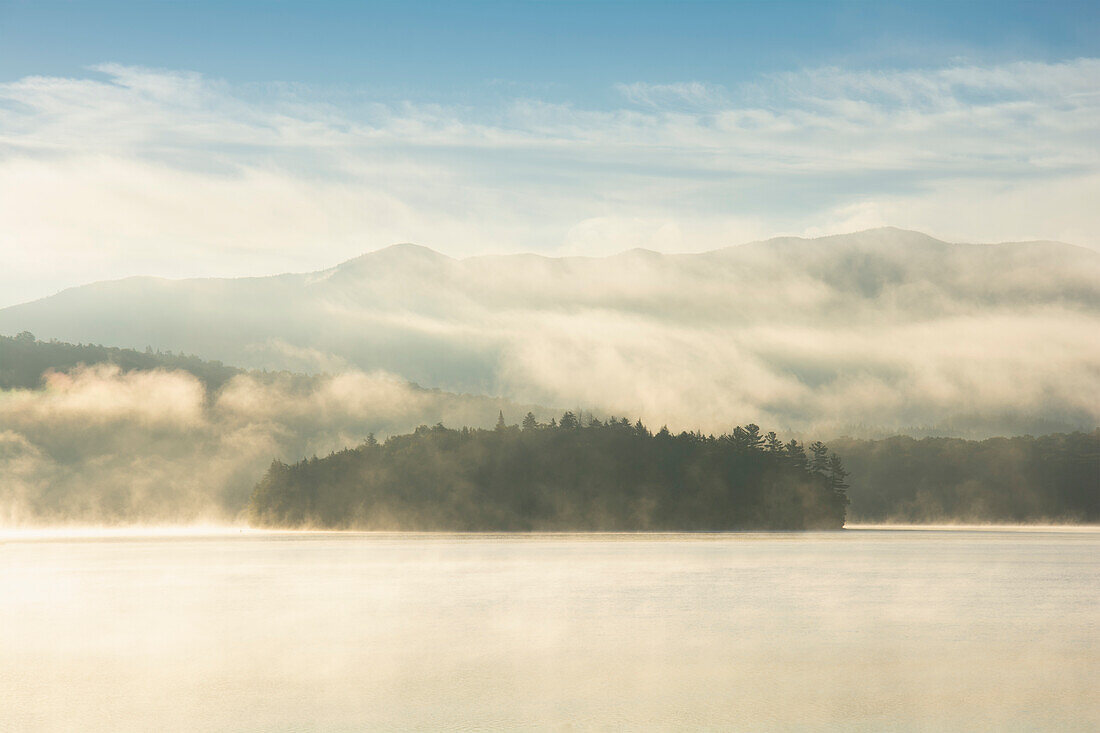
[{"xmin": 248, "ymin": 414, "xmax": 850, "ymax": 530}]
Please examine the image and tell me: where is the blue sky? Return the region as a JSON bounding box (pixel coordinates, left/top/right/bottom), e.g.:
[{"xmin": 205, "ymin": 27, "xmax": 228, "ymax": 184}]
[
  {"xmin": 1, "ymin": 1, "xmax": 1098, "ymax": 304},
  {"xmin": 4, "ymin": 1, "xmax": 1098, "ymax": 98}
]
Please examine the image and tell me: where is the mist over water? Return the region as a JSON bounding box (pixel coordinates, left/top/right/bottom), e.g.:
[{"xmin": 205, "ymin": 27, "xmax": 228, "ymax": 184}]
[
  {"xmin": 0, "ymin": 364, "xmax": 557, "ymax": 524},
  {"xmin": 3, "ymin": 528, "xmax": 1096, "ymax": 731}
]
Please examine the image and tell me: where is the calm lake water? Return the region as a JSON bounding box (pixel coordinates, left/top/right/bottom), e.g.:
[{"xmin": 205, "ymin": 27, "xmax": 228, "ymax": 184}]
[{"xmin": 2, "ymin": 527, "xmax": 1097, "ymax": 731}]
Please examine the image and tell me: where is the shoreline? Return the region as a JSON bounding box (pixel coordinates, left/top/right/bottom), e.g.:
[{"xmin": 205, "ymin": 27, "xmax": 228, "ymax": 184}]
[{"xmin": 3, "ymin": 523, "xmax": 1098, "ymax": 542}]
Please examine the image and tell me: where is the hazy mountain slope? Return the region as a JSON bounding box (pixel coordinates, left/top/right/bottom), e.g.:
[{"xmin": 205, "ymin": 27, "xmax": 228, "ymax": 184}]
[{"xmin": 3, "ymin": 228, "xmax": 1098, "ymax": 436}]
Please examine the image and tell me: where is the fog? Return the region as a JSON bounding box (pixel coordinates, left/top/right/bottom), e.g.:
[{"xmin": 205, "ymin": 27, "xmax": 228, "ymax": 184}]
[
  {"xmin": 3, "ymin": 228, "xmax": 1098, "ymax": 439},
  {"xmin": 0, "ymin": 365, "xmax": 555, "ymax": 525}
]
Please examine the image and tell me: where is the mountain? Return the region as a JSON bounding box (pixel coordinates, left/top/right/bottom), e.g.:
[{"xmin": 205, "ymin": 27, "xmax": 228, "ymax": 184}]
[{"xmin": 2, "ymin": 228, "xmax": 1099, "ymax": 436}]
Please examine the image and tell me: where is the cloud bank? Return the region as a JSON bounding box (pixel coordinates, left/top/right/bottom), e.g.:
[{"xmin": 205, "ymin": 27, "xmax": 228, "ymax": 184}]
[{"xmin": 1, "ymin": 59, "xmax": 1098, "ymax": 305}]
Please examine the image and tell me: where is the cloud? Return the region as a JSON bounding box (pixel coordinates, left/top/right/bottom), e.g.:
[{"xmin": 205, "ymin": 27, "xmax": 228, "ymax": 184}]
[
  {"xmin": 807, "ymin": 172, "xmax": 1100, "ymax": 248},
  {"xmin": 615, "ymin": 81, "xmax": 728, "ymax": 108},
  {"xmin": 7, "ymin": 228, "xmax": 1096, "ymax": 443},
  {"xmin": 0, "ymin": 365, "xmax": 558, "ymax": 525},
  {"xmin": 1, "ymin": 364, "xmax": 204, "ymax": 425},
  {"xmin": 0, "ymin": 59, "xmax": 1098, "ymax": 304},
  {"xmin": 3, "ymin": 227, "xmax": 1098, "ymax": 525},
  {"xmin": 493, "ymin": 300, "xmax": 1100, "ymax": 437}
]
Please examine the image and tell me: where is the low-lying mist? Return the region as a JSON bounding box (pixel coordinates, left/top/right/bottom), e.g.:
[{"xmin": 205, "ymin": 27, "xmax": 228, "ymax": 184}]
[
  {"xmin": 3, "ymin": 229, "xmax": 1098, "ymax": 437},
  {"xmin": 0, "ymin": 364, "xmax": 554, "ymax": 525}
]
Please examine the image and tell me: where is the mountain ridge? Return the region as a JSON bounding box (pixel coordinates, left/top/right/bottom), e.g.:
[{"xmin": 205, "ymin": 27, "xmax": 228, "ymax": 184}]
[
  {"xmin": 11, "ymin": 227, "xmax": 1091, "ymax": 306},
  {"xmin": 2, "ymin": 227, "xmax": 1097, "ymax": 438}
]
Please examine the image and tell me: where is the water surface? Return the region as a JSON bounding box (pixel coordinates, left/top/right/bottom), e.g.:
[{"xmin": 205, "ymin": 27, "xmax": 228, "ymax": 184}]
[{"xmin": 2, "ymin": 528, "xmax": 1097, "ymax": 731}]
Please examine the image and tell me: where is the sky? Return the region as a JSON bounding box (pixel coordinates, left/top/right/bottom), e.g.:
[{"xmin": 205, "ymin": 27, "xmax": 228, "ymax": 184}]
[{"xmin": 1, "ymin": 0, "xmax": 1099, "ymax": 306}]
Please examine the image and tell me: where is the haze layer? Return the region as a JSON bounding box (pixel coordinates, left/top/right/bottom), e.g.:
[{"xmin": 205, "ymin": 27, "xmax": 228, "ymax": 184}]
[{"xmin": 5, "ymin": 228, "xmax": 1098, "ymax": 437}]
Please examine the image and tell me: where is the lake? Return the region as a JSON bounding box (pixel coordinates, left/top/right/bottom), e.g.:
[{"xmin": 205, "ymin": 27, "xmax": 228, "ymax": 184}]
[{"xmin": 2, "ymin": 527, "xmax": 1097, "ymax": 731}]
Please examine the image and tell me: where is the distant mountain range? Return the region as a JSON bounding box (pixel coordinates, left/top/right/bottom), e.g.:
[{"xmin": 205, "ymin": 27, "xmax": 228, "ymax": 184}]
[{"xmin": 3, "ymin": 228, "xmax": 1099, "ymax": 436}]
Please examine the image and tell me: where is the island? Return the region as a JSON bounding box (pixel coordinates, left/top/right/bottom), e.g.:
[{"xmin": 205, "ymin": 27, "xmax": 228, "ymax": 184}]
[{"xmin": 248, "ymin": 414, "xmax": 850, "ymax": 530}]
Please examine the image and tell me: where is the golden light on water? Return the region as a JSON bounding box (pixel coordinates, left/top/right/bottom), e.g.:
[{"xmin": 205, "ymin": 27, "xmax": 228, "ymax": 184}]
[{"xmin": 0, "ymin": 525, "xmax": 254, "ymax": 541}]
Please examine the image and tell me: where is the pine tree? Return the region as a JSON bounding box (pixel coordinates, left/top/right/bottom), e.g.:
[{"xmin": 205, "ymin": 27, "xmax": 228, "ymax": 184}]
[
  {"xmin": 828, "ymin": 454, "xmax": 850, "ymax": 495},
  {"xmin": 809, "ymin": 441, "xmax": 829, "ymax": 474}
]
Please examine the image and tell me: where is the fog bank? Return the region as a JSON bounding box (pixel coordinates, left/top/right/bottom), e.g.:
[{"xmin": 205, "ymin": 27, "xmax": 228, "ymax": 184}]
[
  {"xmin": 0, "ymin": 365, "xmax": 553, "ymax": 524},
  {"xmin": 3, "ymin": 229, "xmax": 1098, "ymax": 437}
]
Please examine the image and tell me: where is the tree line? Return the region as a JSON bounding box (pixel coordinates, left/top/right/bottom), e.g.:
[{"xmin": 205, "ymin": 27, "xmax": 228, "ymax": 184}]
[
  {"xmin": 832, "ymin": 432, "xmax": 1099, "ymax": 523},
  {"xmin": 6, "ymin": 332, "xmax": 1094, "ymax": 526},
  {"xmin": 248, "ymin": 413, "xmax": 850, "ymax": 530},
  {"xmin": 0, "ymin": 331, "xmax": 240, "ymax": 392}
]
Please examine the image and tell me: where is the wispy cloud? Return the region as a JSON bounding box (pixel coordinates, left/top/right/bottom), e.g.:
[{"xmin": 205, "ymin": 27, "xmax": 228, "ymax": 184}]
[
  {"xmin": 615, "ymin": 81, "xmax": 728, "ymax": 108},
  {"xmin": 0, "ymin": 59, "xmax": 1097, "ymax": 305}
]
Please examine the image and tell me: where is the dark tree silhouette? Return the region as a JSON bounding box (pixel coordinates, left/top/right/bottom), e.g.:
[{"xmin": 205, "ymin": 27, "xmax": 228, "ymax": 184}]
[
  {"xmin": 832, "ymin": 432, "xmax": 1100, "ymax": 523},
  {"xmin": 809, "ymin": 441, "xmax": 829, "ymax": 475},
  {"xmin": 785, "ymin": 440, "xmax": 808, "ymax": 471},
  {"xmin": 249, "ymin": 419, "xmax": 850, "ymax": 531},
  {"xmin": 0, "ymin": 332, "xmax": 240, "ymax": 392}
]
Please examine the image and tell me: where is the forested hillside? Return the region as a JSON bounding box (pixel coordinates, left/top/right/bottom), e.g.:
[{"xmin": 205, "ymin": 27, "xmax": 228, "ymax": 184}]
[
  {"xmin": 0, "ymin": 331, "xmax": 240, "ymax": 392},
  {"xmin": 249, "ymin": 417, "xmax": 850, "ymax": 530},
  {"xmin": 835, "ymin": 432, "xmax": 1100, "ymax": 523}
]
